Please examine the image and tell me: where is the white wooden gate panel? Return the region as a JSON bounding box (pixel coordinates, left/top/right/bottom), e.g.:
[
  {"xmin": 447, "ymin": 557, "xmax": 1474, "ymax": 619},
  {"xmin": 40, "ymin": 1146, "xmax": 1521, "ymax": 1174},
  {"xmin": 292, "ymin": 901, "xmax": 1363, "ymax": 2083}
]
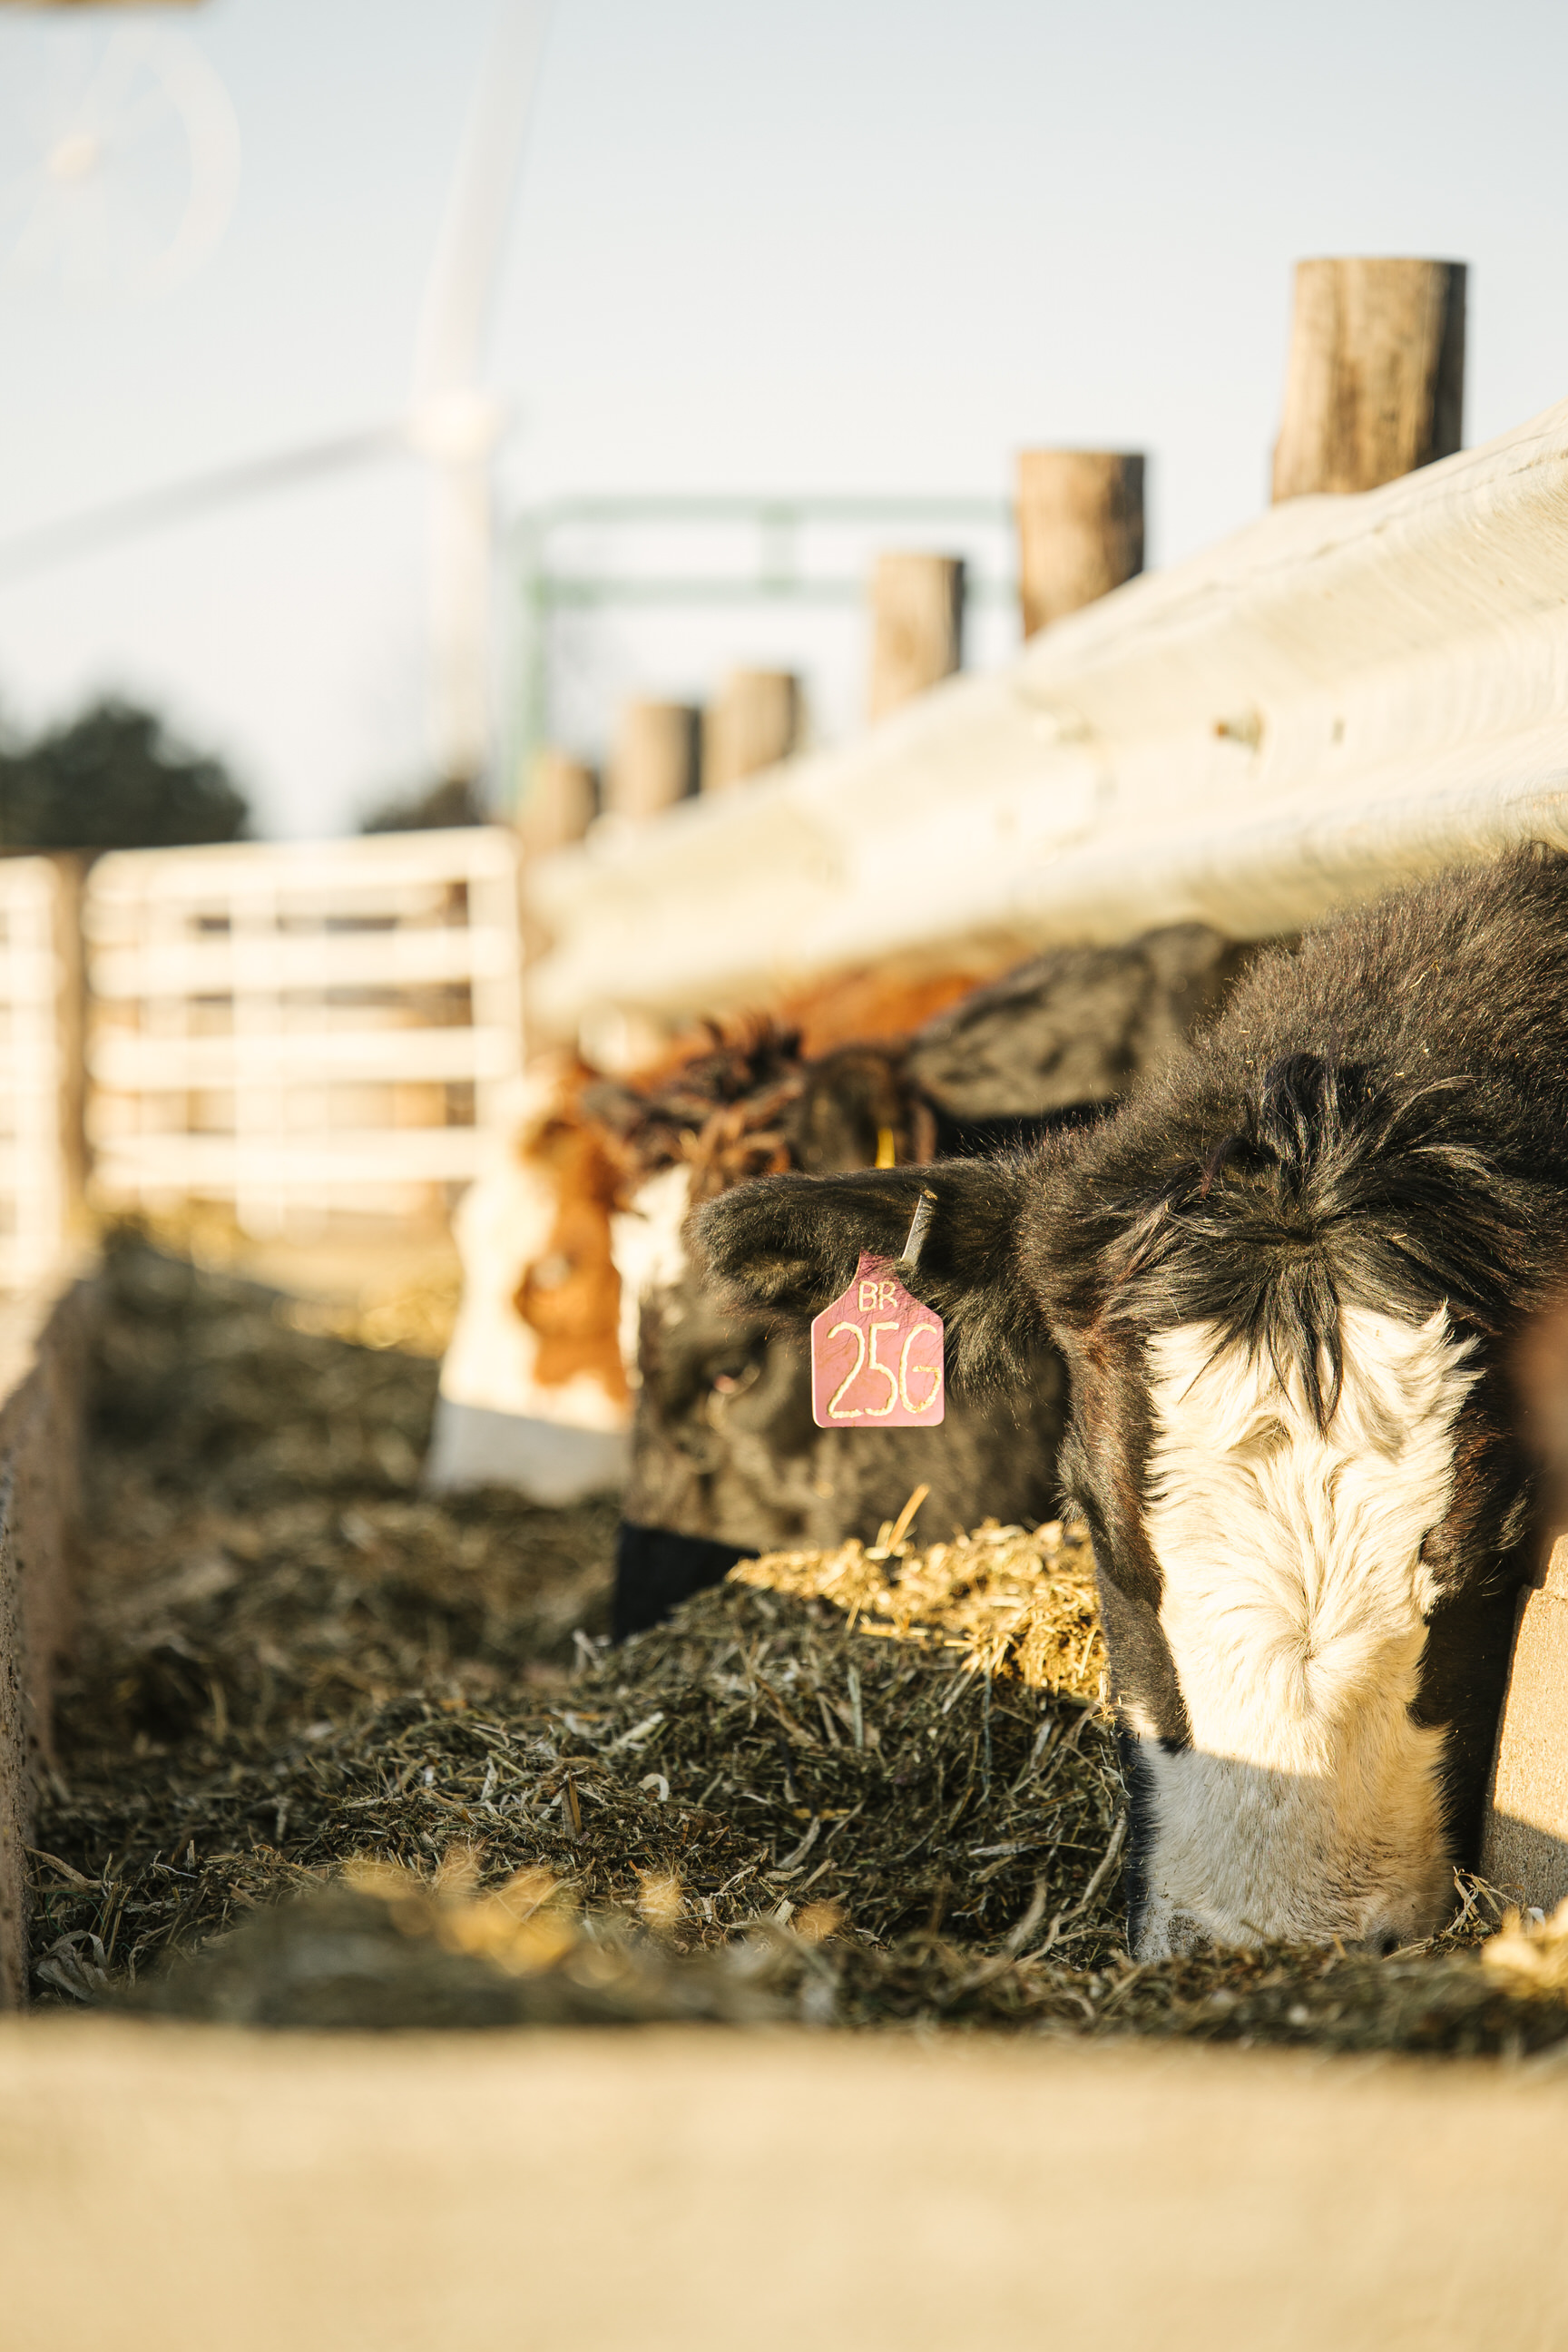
[
  {"xmin": 83, "ymin": 828, "xmax": 524, "ymax": 1235},
  {"xmin": 0, "ymin": 858, "xmax": 72, "ymax": 1289}
]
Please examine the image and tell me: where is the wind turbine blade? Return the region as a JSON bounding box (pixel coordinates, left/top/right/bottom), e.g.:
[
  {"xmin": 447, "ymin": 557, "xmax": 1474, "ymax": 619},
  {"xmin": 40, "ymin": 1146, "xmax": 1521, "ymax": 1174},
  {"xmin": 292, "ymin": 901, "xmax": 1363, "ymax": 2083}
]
[
  {"xmin": 0, "ymin": 425, "xmax": 408, "ymax": 583},
  {"xmin": 412, "ymin": 0, "xmax": 553, "ymax": 405}
]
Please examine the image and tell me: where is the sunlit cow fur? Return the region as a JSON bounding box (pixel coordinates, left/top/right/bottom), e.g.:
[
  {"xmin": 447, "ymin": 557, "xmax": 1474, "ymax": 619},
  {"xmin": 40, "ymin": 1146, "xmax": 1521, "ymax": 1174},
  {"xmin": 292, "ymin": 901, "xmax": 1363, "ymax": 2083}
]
[
  {"xmin": 598, "ymin": 926, "xmax": 1248, "ymax": 1636},
  {"xmin": 598, "ymin": 1030, "xmax": 1067, "ymax": 1637},
  {"xmin": 694, "ymin": 850, "xmax": 1568, "ymax": 1955}
]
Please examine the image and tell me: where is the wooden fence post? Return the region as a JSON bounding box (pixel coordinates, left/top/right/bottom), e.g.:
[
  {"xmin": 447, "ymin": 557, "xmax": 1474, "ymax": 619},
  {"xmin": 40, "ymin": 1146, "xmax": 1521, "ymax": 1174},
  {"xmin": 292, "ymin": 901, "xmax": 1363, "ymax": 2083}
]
[
  {"xmin": 606, "ymin": 701, "xmax": 700, "ymax": 821},
  {"xmin": 1016, "ymin": 452, "xmax": 1145, "ymax": 639},
  {"xmin": 702, "ymin": 669, "xmax": 800, "ymax": 792},
  {"xmin": 49, "ymin": 854, "xmax": 88, "ymax": 1232},
  {"xmin": 1272, "ymin": 258, "xmax": 1466, "ymax": 501},
  {"xmin": 1480, "ymin": 1535, "xmax": 1568, "ymax": 1913},
  {"xmin": 868, "ymin": 554, "xmax": 965, "ymax": 720},
  {"xmin": 517, "ymin": 750, "xmax": 597, "ymax": 856}
]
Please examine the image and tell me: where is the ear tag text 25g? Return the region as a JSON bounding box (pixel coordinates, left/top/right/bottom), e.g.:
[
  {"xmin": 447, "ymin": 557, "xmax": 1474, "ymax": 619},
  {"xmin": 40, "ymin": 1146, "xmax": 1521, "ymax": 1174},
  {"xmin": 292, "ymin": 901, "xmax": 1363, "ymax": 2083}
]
[{"xmin": 810, "ymin": 1252, "xmax": 945, "ymax": 1428}]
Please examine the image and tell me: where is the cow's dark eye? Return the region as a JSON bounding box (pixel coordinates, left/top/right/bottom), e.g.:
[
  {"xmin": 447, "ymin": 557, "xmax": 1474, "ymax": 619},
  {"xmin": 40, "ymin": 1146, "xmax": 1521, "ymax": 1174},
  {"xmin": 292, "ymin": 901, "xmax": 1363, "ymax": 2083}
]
[{"xmin": 711, "ymin": 1361, "xmax": 760, "ymax": 1396}]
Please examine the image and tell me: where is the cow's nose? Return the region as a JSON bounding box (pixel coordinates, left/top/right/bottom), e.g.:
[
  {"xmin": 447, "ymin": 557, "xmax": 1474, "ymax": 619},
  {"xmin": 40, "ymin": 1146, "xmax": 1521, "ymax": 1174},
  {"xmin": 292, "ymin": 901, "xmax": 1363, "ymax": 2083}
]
[
  {"xmin": 1165, "ymin": 1910, "xmax": 1212, "ymax": 1958},
  {"xmin": 1132, "ymin": 1907, "xmax": 1213, "ymax": 1960},
  {"xmin": 1349, "ymin": 1924, "xmax": 1405, "ymax": 1957}
]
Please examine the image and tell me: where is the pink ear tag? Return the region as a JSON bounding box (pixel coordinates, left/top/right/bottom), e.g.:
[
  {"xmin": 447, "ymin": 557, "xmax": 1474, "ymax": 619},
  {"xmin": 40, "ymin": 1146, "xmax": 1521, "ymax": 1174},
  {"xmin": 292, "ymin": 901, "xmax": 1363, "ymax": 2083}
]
[{"xmin": 810, "ymin": 1252, "xmax": 946, "ymax": 1429}]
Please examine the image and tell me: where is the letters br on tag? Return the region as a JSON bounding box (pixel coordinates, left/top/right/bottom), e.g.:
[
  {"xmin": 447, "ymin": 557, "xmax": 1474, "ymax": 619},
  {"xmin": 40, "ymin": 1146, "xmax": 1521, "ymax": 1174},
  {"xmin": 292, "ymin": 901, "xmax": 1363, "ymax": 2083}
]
[{"xmin": 810, "ymin": 1252, "xmax": 945, "ymax": 1428}]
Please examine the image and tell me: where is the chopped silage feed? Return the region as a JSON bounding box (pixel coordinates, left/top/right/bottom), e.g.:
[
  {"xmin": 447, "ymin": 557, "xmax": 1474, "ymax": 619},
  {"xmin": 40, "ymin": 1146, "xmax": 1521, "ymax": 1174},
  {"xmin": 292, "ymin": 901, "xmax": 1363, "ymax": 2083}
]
[{"xmin": 26, "ymin": 1239, "xmax": 1568, "ymax": 2055}]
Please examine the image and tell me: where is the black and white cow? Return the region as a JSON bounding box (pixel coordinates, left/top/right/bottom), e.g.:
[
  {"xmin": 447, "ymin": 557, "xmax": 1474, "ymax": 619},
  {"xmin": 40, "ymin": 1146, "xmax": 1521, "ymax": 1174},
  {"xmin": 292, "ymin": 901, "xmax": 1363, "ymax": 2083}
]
[
  {"xmin": 601, "ymin": 1034, "xmax": 1068, "ymax": 1635},
  {"xmin": 606, "ymin": 926, "xmax": 1246, "ymax": 1637},
  {"xmin": 694, "ymin": 850, "xmax": 1568, "ymax": 1955}
]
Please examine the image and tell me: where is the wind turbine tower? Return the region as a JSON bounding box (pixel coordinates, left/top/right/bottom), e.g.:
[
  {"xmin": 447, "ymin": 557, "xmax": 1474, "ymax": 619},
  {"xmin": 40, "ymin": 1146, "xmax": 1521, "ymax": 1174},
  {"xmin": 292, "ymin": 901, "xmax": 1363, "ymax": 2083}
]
[{"xmin": 408, "ymin": 0, "xmax": 552, "ymax": 800}]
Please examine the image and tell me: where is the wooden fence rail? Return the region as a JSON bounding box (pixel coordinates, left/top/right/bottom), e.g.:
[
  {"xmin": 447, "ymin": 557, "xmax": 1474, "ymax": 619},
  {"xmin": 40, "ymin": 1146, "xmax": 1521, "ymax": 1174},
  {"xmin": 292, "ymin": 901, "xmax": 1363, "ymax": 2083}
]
[{"xmin": 82, "ymin": 828, "xmax": 524, "ymax": 1238}]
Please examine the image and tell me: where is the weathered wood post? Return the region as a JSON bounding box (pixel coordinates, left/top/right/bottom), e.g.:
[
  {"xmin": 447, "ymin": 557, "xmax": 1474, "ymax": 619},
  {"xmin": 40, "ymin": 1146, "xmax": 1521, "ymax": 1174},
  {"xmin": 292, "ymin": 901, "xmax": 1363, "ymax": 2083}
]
[
  {"xmin": 605, "ymin": 700, "xmax": 700, "ymax": 821},
  {"xmin": 868, "ymin": 554, "xmax": 965, "ymax": 720},
  {"xmin": 0, "ymin": 1277, "xmax": 93, "ymax": 2010},
  {"xmin": 1271, "ymin": 258, "xmax": 1466, "ymax": 500},
  {"xmin": 1016, "ymin": 452, "xmax": 1145, "ymax": 638},
  {"xmin": 702, "ymin": 669, "xmax": 800, "ymax": 792},
  {"xmin": 50, "ymin": 854, "xmax": 88, "ymax": 1234},
  {"xmin": 1482, "ymin": 1538, "xmax": 1568, "ymax": 1911},
  {"xmin": 517, "ymin": 750, "xmax": 596, "ymax": 856}
]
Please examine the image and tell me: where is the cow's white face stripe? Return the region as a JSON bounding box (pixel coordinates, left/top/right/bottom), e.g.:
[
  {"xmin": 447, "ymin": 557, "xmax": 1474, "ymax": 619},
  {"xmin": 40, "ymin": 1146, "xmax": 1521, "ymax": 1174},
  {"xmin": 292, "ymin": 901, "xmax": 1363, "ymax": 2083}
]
[
  {"xmin": 609, "ymin": 1165, "xmax": 691, "ymax": 1384},
  {"xmin": 1133, "ymin": 1306, "xmax": 1475, "ymax": 1954}
]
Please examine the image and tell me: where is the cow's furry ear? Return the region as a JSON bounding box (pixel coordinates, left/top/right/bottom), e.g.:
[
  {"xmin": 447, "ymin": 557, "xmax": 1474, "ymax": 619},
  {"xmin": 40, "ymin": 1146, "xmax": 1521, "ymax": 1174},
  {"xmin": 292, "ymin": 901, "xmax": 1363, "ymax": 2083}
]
[{"xmin": 690, "ymin": 1157, "xmax": 1052, "ymax": 1388}]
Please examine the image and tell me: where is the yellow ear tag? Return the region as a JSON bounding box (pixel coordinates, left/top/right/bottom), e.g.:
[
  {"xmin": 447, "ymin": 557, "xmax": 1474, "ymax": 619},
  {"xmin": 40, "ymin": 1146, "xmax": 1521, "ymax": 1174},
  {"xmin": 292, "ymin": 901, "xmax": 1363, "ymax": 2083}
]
[{"xmin": 875, "ymin": 1127, "xmax": 897, "ymax": 1168}]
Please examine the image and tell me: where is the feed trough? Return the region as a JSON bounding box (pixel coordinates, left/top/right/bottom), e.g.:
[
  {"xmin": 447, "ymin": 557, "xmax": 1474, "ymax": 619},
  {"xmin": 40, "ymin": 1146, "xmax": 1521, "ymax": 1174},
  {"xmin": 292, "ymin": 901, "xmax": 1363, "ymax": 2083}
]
[{"xmin": 20, "ymin": 1241, "xmax": 1568, "ymax": 2058}]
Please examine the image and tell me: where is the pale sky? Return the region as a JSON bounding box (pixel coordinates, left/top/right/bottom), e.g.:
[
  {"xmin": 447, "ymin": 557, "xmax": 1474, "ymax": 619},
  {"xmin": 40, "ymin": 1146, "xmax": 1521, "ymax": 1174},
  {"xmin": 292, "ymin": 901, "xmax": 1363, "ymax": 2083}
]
[{"xmin": 1, "ymin": 0, "xmax": 1566, "ymax": 838}]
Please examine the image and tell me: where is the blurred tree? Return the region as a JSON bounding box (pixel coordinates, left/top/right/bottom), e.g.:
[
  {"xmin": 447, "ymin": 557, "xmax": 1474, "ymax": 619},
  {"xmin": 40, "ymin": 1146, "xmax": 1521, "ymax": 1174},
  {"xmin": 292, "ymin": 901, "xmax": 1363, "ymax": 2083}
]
[
  {"xmin": 0, "ymin": 699, "xmax": 250, "ymax": 853},
  {"xmin": 358, "ymin": 776, "xmax": 487, "ymax": 833}
]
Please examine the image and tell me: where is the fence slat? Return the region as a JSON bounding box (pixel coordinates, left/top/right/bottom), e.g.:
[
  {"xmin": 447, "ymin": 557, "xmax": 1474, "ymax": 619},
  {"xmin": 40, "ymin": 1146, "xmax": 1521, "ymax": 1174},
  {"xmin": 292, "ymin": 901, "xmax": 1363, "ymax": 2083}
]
[
  {"xmin": 93, "ymin": 1130, "xmax": 497, "ymax": 1187},
  {"xmin": 89, "ymin": 926, "xmax": 518, "ymax": 999},
  {"xmin": 0, "ymin": 860, "xmax": 74, "ymax": 1288},
  {"xmin": 87, "ymin": 1025, "xmax": 520, "ymax": 1088},
  {"xmin": 84, "ymin": 828, "xmax": 524, "ymax": 1234}
]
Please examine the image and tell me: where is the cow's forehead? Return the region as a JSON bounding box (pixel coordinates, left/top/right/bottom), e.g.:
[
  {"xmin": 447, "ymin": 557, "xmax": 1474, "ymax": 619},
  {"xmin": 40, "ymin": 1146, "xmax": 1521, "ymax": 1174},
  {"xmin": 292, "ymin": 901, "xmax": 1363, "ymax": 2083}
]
[
  {"xmin": 610, "ymin": 1165, "xmax": 691, "ymax": 1296},
  {"xmin": 1118, "ymin": 1305, "xmax": 1478, "ymax": 1950},
  {"xmin": 1145, "ymin": 1306, "xmax": 1477, "ymax": 1458},
  {"xmin": 1142, "ymin": 1308, "xmax": 1480, "ymax": 1690},
  {"xmin": 1144, "ymin": 1307, "xmax": 1476, "ymax": 1670}
]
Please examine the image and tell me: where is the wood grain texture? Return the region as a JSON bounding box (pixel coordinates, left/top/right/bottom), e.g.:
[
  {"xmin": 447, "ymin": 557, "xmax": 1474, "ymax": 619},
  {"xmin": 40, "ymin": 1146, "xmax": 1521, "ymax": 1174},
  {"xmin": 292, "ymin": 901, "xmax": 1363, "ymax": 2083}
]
[
  {"xmin": 867, "ymin": 553, "xmax": 964, "ymax": 720},
  {"xmin": 606, "ymin": 700, "xmax": 699, "ymax": 821},
  {"xmin": 5, "ymin": 2023, "xmax": 1568, "ymax": 2350},
  {"xmin": 0, "ymin": 1273, "xmax": 93, "ymax": 2009},
  {"xmin": 1482, "ymin": 1534, "xmax": 1568, "ymax": 1911},
  {"xmin": 1017, "ymin": 450, "xmax": 1144, "ymax": 637},
  {"xmin": 1272, "ymin": 257, "xmax": 1466, "ymax": 500},
  {"xmin": 701, "ymin": 669, "xmax": 799, "ymax": 792},
  {"xmin": 518, "ymin": 750, "xmax": 596, "ymax": 855}
]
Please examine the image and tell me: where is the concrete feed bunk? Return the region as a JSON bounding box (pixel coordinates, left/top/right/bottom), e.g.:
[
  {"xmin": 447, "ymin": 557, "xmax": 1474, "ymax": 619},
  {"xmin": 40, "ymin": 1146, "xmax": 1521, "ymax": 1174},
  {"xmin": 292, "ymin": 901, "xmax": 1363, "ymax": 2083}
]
[
  {"xmin": 5, "ymin": 2025, "xmax": 1568, "ymax": 2352},
  {"xmin": 0, "ymin": 1270, "xmax": 92, "ymax": 2010}
]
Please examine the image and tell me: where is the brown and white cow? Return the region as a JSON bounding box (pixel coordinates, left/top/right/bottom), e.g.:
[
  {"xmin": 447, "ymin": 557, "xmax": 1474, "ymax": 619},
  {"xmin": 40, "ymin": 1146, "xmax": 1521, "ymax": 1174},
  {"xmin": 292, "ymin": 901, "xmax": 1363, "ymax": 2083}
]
[
  {"xmin": 694, "ymin": 851, "xmax": 1568, "ymax": 1955},
  {"xmin": 430, "ymin": 928, "xmax": 1248, "ymax": 1615}
]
